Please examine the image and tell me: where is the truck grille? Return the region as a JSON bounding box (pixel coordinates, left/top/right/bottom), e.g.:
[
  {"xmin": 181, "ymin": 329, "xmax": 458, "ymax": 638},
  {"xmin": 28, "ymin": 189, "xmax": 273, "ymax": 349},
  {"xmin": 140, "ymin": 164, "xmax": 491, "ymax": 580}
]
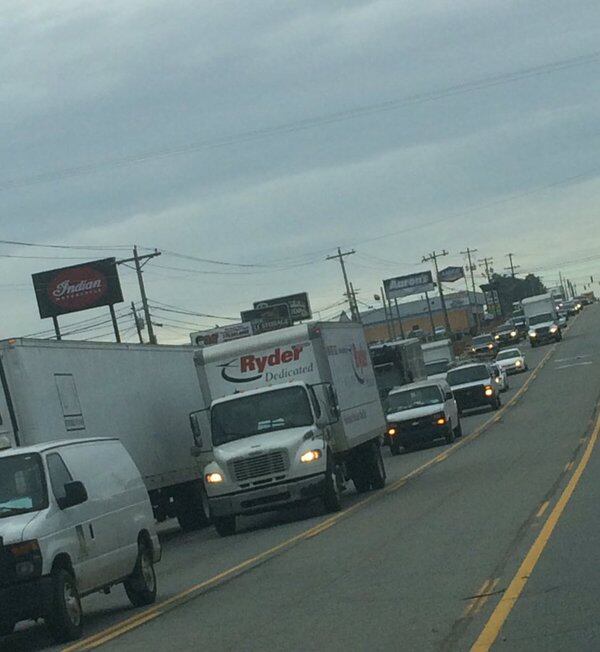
[
  {"xmin": 230, "ymin": 450, "xmax": 289, "ymax": 482},
  {"xmin": 536, "ymin": 326, "xmax": 550, "ymax": 335}
]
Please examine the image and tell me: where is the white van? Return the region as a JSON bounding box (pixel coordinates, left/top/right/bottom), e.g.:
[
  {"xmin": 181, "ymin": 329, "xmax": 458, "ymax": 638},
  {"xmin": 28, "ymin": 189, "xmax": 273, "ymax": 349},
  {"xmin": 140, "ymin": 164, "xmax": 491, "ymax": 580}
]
[
  {"xmin": 0, "ymin": 438, "xmax": 161, "ymax": 642},
  {"xmin": 385, "ymin": 379, "xmax": 461, "ymax": 455}
]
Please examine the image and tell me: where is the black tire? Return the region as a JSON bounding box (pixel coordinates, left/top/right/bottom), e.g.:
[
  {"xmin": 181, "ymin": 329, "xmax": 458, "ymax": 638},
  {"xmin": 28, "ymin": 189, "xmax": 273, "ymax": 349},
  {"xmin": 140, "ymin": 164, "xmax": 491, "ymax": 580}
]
[
  {"xmin": 492, "ymin": 396, "xmax": 501, "ymax": 411},
  {"xmin": 176, "ymin": 482, "xmax": 211, "ymax": 531},
  {"xmin": 124, "ymin": 542, "xmax": 157, "ymax": 607},
  {"xmin": 369, "ymin": 443, "xmax": 386, "ymax": 490},
  {"xmin": 46, "ymin": 568, "xmax": 83, "ymax": 643},
  {"xmin": 323, "ymin": 458, "xmax": 342, "ymax": 512},
  {"xmin": 0, "ymin": 617, "xmax": 15, "ymax": 637},
  {"xmin": 530, "ymin": 341, "xmax": 537, "ymax": 348},
  {"xmin": 390, "ymin": 438, "xmax": 401, "ymax": 456},
  {"xmin": 445, "ymin": 424, "xmax": 455, "ymax": 445},
  {"xmin": 454, "ymin": 418, "xmax": 463, "ymax": 438},
  {"xmin": 214, "ymin": 515, "xmax": 237, "ymax": 537}
]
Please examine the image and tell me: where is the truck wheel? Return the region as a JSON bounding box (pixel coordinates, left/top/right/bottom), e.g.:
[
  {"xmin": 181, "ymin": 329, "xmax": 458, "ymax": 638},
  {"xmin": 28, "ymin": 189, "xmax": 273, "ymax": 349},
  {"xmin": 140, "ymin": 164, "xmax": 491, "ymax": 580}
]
[
  {"xmin": 454, "ymin": 419, "xmax": 463, "ymax": 438},
  {"xmin": 390, "ymin": 438, "xmax": 401, "ymax": 456},
  {"xmin": 46, "ymin": 568, "xmax": 83, "ymax": 643},
  {"xmin": 492, "ymin": 397, "xmax": 501, "ymax": 411},
  {"xmin": 0, "ymin": 617, "xmax": 15, "ymax": 636},
  {"xmin": 445, "ymin": 424, "xmax": 455, "ymax": 445},
  {"xmin": 214, "ymin": 516, "xmax": 237, "ymax": 537},
  {"xmin": 369, "ymin": 443, "xmax": 386, "ymax": 490},
  {"xmin": 176, "ymin": 482, "xmax": 211, "ymax": 531},
  {"xmin": 124, "ymin": 542, "xmax": 157, "ymax": 607},
  {"xmin": 323, "ymin": 459, "xmax": 342, "ymax": 512}
]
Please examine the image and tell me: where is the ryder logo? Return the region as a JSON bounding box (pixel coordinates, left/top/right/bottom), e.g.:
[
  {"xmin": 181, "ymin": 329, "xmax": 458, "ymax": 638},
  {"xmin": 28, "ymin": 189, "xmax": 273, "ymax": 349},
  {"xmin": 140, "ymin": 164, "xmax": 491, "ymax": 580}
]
[
  {"xmin": 351, "ymin": 343, "xmax": 369, "ymax": 384},
  {"xmin": 220, "ymin": 345, "xmax": 308, "ymax": 384}
]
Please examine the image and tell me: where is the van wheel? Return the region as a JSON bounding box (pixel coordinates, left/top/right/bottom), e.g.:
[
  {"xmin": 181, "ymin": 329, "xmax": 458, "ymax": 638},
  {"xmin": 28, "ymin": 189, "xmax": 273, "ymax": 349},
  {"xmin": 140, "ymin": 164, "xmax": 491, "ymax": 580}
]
[
  {"xmin": 46, "ymin": 568, "xmax": 83, "ymax": 643},
  {"xmin": 323, "ymin": 458, "xmax": 342, "ymax": 512},
  {"xmin": 0, "ymin": 617, "xmax": 15, "ymax": 636},
  {"xmin": 445, "ymin": 424, "xmax": 455, "ymax": 445},
  {"xmin": 390, "ymin": 438, "xmax": 401, "ymax": 456},
  {"xmin": 214, "ymin": 515, "xmax": 237, "ymax": 537},
  {"xmin": 454, "ymin": 419, "xmax": 463, "ymax": 438},
  {"xmin": 369, "ymin": 443, "xmax": 386, "ymax": 490},
  {"xmin": 124, "ymin": 543, "xmax": 157, "ymax": 607}
]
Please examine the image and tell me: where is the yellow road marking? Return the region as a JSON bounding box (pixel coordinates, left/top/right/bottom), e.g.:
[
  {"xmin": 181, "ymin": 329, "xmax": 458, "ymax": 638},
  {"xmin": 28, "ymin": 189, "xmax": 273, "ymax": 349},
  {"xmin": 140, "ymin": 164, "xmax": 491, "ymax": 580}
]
[
  {"xmin": 471, "ymin": 409, "xmax": 600, "ymax": 651},
  {"xmin": 535, "ymin": 501, "xmax": 549, "ymax": 518},
  {"xmin": 64, "ymin": 344, "xmax": 558, "ymax": 651},
  {"xmin": 474, "ymin": 579, "xmax": 500, "ymax": 615},
  {"xmin": 464, "ymin": 579, "xmax": 493, "ymax": 617},
  {"xmin": 565, "ymin": 461, "xmax": 574, "ymax": 471}
]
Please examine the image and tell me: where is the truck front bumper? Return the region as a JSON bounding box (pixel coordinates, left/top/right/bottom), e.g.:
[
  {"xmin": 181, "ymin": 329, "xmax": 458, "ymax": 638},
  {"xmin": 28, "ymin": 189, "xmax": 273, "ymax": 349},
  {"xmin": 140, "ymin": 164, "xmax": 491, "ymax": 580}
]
[
  {"xmin": 209, "ymin": 472, "xmax": 326, "ymax": 517},
  {"xmin": 0, "ymin": 576, "xmax": 53, "ymax": 622}
]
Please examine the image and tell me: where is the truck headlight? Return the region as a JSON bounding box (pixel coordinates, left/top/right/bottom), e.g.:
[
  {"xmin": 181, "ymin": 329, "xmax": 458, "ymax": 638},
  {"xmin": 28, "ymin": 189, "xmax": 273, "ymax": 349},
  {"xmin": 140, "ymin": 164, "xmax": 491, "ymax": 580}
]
[
  {"xmin": 300, "ymin": 449, "xmax": 322, "ymax": 463},
  {"xmin": 510, "ymin": 331, "xmax": 517, "ymax": 337},
  {"xmin": 494, "ymin": 335, "xmax": 500, "ymax": 340},
  {"xmin": 8, "ymin": 540, "xmax": 42, "ymax": 578},
  {"xmin": 487, "ymin": 343, "xmax": 494, "ymax": 350},
  {"xmin": 528, "ymin": 330, "xmax": 537, "ymax": 338},
  {"xmin": 549, "ymin": 325, "xmax": 558, "ymax": 333},
  {"xmin": 206, "ymin": 472, "xmax": 224, "ymax": 483},
  {"xmin": 515, "ymin": 359, "xmax": 522, "ymax": 367},
  {"xmin": 484, "ymin": 385, "xmax": 494, "ymax": 397},
  {"xmin": 434, "ymin": 414, "xmax": 447, "ymax": 425},
  {"xmin": 387, "ymin": 426, "xmax": 397, "ymax": 437}
]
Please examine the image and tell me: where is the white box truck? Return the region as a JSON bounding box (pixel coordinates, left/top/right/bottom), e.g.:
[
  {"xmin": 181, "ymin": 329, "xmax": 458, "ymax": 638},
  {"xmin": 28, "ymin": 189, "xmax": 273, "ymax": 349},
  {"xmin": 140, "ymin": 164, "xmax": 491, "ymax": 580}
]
[
  {"xmin": 421, "ymin": 339, "xmax": 455, "ymax": 379},
  {"xmin": 521, "ymin": 294, "xmax": 562, "ymax": 346},
  {"xmin": 190, "ymin": 322, "xmax": 387, "ymax": 536},
  {"xmin": 0, "ymin": 338, "xmax": 209, "ymax": 531}
]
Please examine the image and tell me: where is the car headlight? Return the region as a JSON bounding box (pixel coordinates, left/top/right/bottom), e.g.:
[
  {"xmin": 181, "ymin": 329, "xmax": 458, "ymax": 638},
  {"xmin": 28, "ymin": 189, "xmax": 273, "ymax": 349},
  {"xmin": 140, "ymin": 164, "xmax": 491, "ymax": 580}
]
[
  {"xmin": 387, "ymin": 426, "xmax": 397, "ymax": 437},
  {"xmin": 510, "ymin": 331, "xmax": 517, "ymax": 337},
  {"xmin": 433, "ymin": 413, "xmax": 447, "ymax": 425},
  {"xmin": 484, "ymin": 385, "xmax": 494, "ymax": 397},
  {"xmin": 528, "ymin": 330, "xmax": 537, "ymax": 338},
  {"xmin": 206, "ymin": 471, "xmax": 224, "ymax": 483},
  {"xmin": 300, "ymin": 449, "xmax": 322, "ymax": 463},
  {"xmin": 515, "ymin": 359, "xmax": 522, "ymax": 367},
  {"xmin": 471, "ymin": 347, "xmax": 476, "ymax": 353},
  {"xmin": 494, "ymin": 335, "xmax": 500, "ymax": 340},
  {"xmin": 487, "ymin": 343, "xmax": 494, "ymax": 350},
  {"xmin": 549, "ymin": 325, "xmax": 558, "ymax": 333}
]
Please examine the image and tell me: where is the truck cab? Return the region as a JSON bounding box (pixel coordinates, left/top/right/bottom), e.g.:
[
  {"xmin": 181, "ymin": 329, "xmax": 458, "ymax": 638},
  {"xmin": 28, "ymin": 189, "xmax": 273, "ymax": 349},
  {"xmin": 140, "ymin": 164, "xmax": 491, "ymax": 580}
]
[{"xmin": 527, "ymin": 312, "xmax": 562, "ymax": 346}]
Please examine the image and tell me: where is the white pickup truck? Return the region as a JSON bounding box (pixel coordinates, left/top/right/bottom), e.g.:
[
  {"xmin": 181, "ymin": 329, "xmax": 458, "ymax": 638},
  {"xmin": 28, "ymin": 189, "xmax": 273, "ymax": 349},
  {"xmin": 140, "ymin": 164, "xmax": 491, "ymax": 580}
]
[{"xmin": 190, "ymin": 322, "xmax": 387, "ymax": 536}]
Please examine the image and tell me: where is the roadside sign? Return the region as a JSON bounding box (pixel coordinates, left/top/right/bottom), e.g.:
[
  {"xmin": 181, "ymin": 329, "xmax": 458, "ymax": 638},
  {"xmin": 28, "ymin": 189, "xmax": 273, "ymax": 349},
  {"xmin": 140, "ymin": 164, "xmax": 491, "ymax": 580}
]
[
  {"xmin": 241, "ymin": 303, "xmax": 293, "ymax": 334},
  {"xmin": 253, "ymin": 292, "xmax": 312, "ymax": 322},
  {"xmin": 191, "ymin": 322, "xmax": 254, "ymax": 348},
  {"xmin": 438, "ymin": 266, "xmax": 465, "ymax": 283},
  {"xmin": 383, "ymin": 271, "xmax": 435, "ymax": 300}
]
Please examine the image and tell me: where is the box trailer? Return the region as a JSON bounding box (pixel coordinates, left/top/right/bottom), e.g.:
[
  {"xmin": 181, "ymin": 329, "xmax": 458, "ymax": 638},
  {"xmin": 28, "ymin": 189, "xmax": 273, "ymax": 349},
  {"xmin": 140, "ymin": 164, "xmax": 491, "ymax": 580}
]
[
  {"xmin": 421, "ymin": 339, "xmax": 455, "ymax": 378},
  {"xmin": 369, "ymin": 338, "xmax": 426, "ymax": 400},
  {"xmin": 190, "ymin": 322, "xmax": 387, "ymax": 536},
  {"xmin": 521, "ymin": 294, "xmax": 561, "ymax": 346},
  {"xmin": 0, "ymin": 338, "xmax": 208, "ymax": 530}
]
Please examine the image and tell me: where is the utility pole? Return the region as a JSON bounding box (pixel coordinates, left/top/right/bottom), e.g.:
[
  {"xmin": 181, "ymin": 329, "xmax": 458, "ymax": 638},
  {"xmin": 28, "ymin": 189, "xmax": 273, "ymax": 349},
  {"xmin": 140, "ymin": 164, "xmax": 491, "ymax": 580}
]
[
  {"xmin": 479, "ymin": 257, "xmax": 494, "ymax": 283},
  {"xmin": 131, "ymin": 302, "xmax": 144, "ymax": 344},
  {"xmin": 422, "ymin": 250, "xmax": 452, "ymax": 336},
  {"xmin": 349, "ymin": 283, "xmax": 362, "ymax": 324},
  {"xmin": 327, "ymin": 248, "xmax": 359, "ymax": 322},
  {"xmin": 505, "ymin": 252, "xmax": 519, "ymax": 278},
  {"xmin": 117, "ymin": 246, "xmax": 161, "ymax": 345},
  {"xmin": 559, "ymin": 271, "xmax": 567, "ymax": 298},
  {"xmin": 460, "ymin": 246, "xmax": 479, "ymax": 332}
]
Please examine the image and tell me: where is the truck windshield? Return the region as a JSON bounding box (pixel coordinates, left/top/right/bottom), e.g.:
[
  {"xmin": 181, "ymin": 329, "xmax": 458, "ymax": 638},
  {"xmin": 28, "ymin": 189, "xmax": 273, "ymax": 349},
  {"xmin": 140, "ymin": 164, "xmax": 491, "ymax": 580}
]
[
  {"xmin": 447, "ymin": 365, "xmax": 489, "ymax": 386},
  {"xmin": 424, "ymin": 360, "xmax": 449, "ymax": 376},
  {"xmin": 0, "ymin": 453, "xmax": 48, "ymax": 518},
  {"xmin": 387, "ymin": 386, "xmax": 443, "ymax": 413},
  {"xmin": 472, "ymin": 335, "xmax": 492, "ymax": 345},
  {"xmin": 211, "ymin": 386, "xmax": 314, "ymax": 446},
  {"xmin": 529, "ymin": 313, "xmax": 553, "ymax": 326}
]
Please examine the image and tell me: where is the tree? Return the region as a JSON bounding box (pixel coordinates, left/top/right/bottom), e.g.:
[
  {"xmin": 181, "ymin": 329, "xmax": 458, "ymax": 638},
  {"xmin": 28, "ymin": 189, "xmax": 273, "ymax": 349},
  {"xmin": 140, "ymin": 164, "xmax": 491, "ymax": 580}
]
[{"xmin": 489, "ymin": 273, "xmax": 546, "ymax": 316}]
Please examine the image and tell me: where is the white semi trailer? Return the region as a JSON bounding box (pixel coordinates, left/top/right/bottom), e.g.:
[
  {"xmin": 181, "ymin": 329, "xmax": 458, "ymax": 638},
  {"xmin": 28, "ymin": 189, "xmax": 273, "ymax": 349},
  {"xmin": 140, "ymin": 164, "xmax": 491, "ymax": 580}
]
[
  {"xmin": 190, "ymin": 321, "xmax": 387, "ymax": 536},
  {"xmin": 0, "ymin": 338, "xmax": 208, "ymax": 530}
]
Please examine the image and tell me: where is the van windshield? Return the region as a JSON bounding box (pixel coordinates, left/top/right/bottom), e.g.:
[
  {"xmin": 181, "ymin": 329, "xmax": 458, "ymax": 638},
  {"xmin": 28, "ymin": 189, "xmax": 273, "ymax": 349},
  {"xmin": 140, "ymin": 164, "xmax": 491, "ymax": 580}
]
[
  {"xmin": 529, "ymin": 313, "xmax": 553, "ymax": 325},
  {"xmin": 0, "ymin": 453, "xmax": 48, "ymax": 518},
  {"xmin": 211, "ymin": 386, "xmax": 314, "ymax": 446},
  {"xmin": 447, "ymin": 365, "xmax": 489, "ymax": 386},
  {"xmin": 387, "ymin": 386, "xmax": 443, "ymax": 413},
  {"xmin": 473, "ymin": 335, "xmax": 493, "ymax": 345},
  {"xmin": 424, "ymin": 360, "xmax": 449, "ymax": 376}
]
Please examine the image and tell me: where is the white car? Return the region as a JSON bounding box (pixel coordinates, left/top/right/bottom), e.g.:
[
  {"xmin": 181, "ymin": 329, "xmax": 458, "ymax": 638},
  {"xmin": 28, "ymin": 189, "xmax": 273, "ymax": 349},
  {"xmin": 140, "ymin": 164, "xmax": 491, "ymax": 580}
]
[
  {"xmin": 385, "ymin": 379, "xmax": 461, "ymax": 455},
  {"xmin": 491, "ymin": 363, "xmax": 509, "ymax": 392},
  {"xmin": 495, "ymin": 348, "xmax": 528, "ymax": 375},
  {"xmin": 0, "ymin": 438, "xmax": 161, "ymax": 642}
]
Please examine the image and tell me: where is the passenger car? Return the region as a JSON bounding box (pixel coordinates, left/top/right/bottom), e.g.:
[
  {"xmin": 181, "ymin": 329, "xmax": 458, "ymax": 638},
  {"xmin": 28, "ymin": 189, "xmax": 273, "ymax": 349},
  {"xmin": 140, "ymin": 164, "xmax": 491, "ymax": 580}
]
[
  {"xmin": 0, "ymin": 438, "xmax": 161, "ymax": 642},
  {"xmin": 493, "ymin": 323, "xmax": 520, "ymax": 347},
  {"xmin": 385, "ymin": 380, "xmax": 461, "ymax": 454},
  {"xmin": 446, "ymin": 363, "xmax": 501, "ymax": 414},
  {"xmin": 491, "ymin": 363, "xmax": 509, "ymax": 392},
  {"xmin": 470, "ymin": 334, "xmax": 498, "ymax": 357},
  {"xmin": 495, "ymin": 348, "xmax": 527, "ymax": 374}
]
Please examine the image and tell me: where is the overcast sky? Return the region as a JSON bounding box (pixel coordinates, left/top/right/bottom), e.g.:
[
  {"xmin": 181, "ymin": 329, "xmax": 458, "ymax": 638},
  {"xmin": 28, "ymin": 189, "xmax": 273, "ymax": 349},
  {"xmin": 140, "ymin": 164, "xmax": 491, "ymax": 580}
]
[{"xmin": 2, "ymin": 0, "xmax": 600, "ymax": 342}]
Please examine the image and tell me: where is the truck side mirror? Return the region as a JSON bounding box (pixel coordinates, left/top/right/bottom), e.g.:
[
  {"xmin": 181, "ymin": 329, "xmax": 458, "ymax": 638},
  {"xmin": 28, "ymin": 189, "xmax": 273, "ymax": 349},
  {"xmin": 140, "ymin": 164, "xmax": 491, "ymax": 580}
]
[
  {"xmin": 189, "ymin": 409, "xmax": 211, "ymax": 456},
  {"xmin": 59, "ymin": 481, "xmax": 88, "ymax": 510}
]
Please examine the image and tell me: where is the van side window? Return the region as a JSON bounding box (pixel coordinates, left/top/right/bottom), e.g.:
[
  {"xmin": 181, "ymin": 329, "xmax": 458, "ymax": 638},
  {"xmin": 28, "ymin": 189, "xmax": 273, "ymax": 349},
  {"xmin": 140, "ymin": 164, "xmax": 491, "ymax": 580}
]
[{"xmin": 47, "ymin": 454, "xmax": 73, "ymax": 502}]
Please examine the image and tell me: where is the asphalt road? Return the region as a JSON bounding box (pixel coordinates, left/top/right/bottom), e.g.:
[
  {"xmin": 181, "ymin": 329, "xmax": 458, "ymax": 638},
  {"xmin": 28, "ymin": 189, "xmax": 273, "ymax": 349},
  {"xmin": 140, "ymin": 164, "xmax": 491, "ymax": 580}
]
[{"xmin": 4, "ymin": 307, "xmax": 598, "ymax": 652}]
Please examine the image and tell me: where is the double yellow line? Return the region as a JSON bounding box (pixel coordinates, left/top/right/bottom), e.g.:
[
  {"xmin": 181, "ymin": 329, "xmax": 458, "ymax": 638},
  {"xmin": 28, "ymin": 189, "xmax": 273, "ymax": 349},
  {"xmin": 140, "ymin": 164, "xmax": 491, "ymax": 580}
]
[{"xmin": 64, "ymin": 344, "xmax": 558, "ymax": 651}]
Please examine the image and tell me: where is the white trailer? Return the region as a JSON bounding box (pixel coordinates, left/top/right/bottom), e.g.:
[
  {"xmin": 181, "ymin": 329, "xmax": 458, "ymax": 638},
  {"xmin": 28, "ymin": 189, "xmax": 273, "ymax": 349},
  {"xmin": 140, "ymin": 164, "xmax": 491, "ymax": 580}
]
[
  {"xmin": 0, "ymin": 338, "xmax": 208, "ymax": 530},
  {"xmin": 521, "ymin": 294, "xmax": 561, "ymax": 346},
  {"xmin": 190, "ymin": 322, "xmax": 387, "ymax": 536},
  {"xmin": 421, "ymin": 339, "xmax": 455, "ymax": 378}
]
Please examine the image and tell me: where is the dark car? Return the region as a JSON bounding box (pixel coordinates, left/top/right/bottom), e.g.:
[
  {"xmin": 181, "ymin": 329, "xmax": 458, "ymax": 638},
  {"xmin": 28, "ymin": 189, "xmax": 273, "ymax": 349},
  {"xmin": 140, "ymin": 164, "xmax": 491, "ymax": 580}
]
[
  {"xmin": 447, "ymin": 363, "xmax": 501, "ymax": 414},
  {"xmin": 511, "ymin": 317, "xmax": 528, "ymax": 339},
  {"xmin": 493, "ymin": 323, "xmax": 520, "ymax": 348},
  {"xmin": 470, "ymin": 334, "xmax": 498, "ymax": 358}
]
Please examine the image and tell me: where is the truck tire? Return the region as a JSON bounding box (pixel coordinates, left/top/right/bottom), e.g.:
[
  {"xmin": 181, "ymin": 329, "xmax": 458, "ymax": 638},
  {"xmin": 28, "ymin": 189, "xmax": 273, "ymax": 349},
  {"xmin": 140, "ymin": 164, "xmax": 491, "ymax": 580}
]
[
  {"xmin": 214, "ymin": 515, "xmax": 236, "ymax": 537},
  {"xmin": 445, "ymin": 424, "xmax": 455, "ymax": 445},
  {"xmin": 176, "ymin": 482, "xmax": 211, "ymax": 532},
  {"xmin": 124, "ymin": 542, "xmax": 157, "ymax": 607},
  {"xmin": 323, "ymin": 459, "xmax": 342, "ymax": 512},
  {"xmin": 46, "ymin": 568, "xmax": 83, "ymax": 643},
  {"xmin": 454, "ymin": 419, "xmax": 463, "ymax": 438},
  {"xmin": 390, "ymin": 438, "xmax": 401, "ymax": 456},
  {"xmin": 369, "ymin": 443, "xmax": 386, "ymax": 490},
  {"xmin": 0, "ymin": 617, "xmax": 15, "ymax": 636},
  {"xmin": 492, "ymin": 396, "xmax": 501, "ymax": 411}
]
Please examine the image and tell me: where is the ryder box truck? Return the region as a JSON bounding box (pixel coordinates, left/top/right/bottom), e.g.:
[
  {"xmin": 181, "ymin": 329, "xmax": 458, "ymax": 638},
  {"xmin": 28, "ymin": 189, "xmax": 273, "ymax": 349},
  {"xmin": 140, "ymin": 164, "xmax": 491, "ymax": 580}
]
[
  {"xmin": 190, "ymin": 321, "xmax": 387, "ymax": 536},
  {"xmin": 0, "ymin": 338, "xmax": 209, "ymax": 531}
]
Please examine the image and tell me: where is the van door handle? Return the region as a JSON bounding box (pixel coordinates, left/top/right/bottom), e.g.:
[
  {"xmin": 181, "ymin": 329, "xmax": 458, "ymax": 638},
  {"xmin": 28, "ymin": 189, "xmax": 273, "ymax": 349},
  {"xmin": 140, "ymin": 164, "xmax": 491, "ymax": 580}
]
[{"xmin": 88, "ymin": 523, "xmax": 95, "ymax": 539}]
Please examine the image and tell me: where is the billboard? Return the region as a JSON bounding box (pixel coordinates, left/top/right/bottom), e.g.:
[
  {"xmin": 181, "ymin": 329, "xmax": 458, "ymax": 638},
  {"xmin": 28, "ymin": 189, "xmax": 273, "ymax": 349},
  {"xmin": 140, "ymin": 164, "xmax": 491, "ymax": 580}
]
[
  {"xmin": 384, "ymin": 271, "xmax": 435, "ymax": 300},
  {"xmin": 241, "ymin": 303, "xmax": 293, "ymax": 334},
  {"xmin": 438, "ymin": 266, "xmax": 465, "ymax": 283},
  {"xmin": 32, "ymin": 258, "xmax": 124, "ymax": 319},
  {"xmin": 190, "ymin": 322, "xmax": 253, "ymax": 348},
  {"xmin": 253, "ymin": 292, "xmax": 312, "ymax": 322}
]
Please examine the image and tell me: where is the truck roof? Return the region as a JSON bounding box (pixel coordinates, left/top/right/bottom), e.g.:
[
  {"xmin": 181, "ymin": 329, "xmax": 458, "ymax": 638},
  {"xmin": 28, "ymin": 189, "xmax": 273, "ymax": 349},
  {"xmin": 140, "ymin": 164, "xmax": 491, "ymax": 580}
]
[
  {"xmin": 0, "ymin": 337, "xmax": 194, "ymax": 353},
  {"xmin": 388, "ymin": 378, "xmax": 449, "ymax": 395},
  {"xmin": 0, "ymin": 437, "xmax": 118, "ymax": 457},
  {"xmin": 369, "ymin": 338, "xmax": 421, "ymax": 351},
  {"xmin": 521, "ymin": 294, "xmax": 552, "ymax": 304},
  {"xmin": 420, "ymin": 339, "xmax": 452, "ymax": 350}
]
